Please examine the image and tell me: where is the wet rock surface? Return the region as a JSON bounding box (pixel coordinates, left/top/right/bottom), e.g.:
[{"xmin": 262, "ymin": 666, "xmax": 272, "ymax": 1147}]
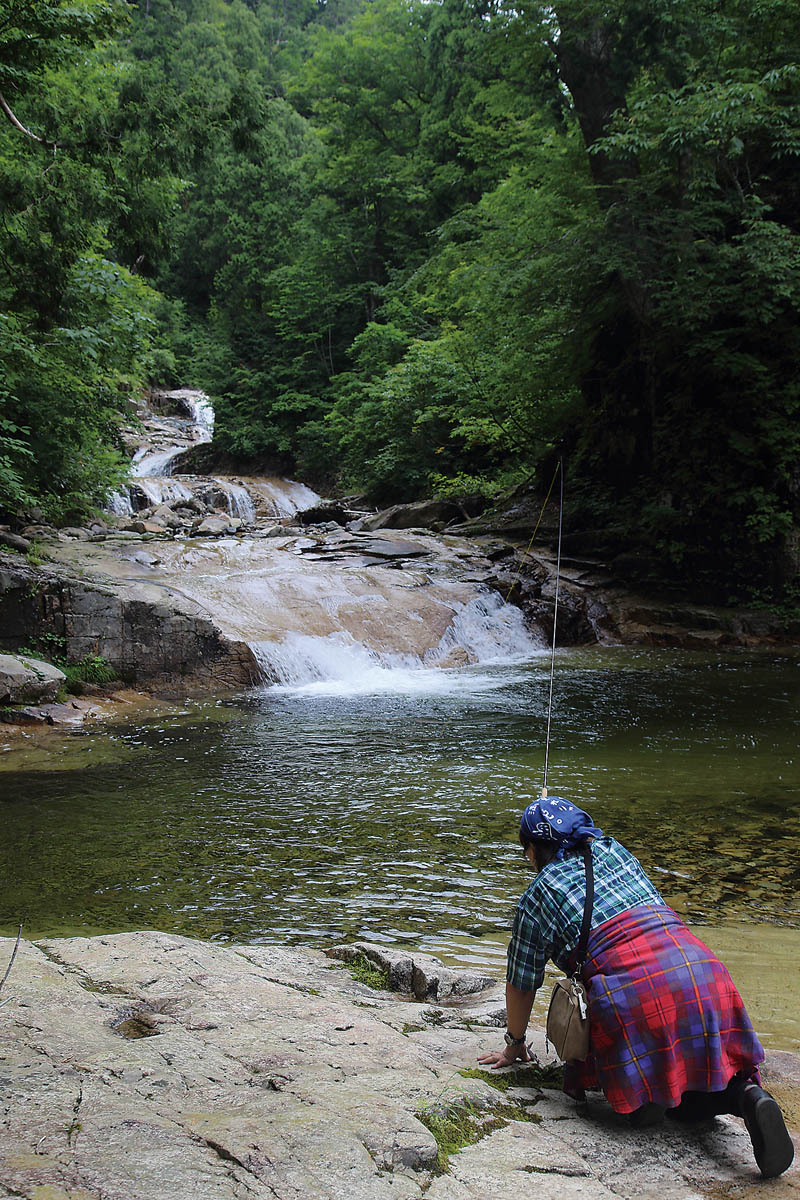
[
  {"xmin": 1, "ymin": 387, "xmax": 795, "ymax": 718},
  {"xmin": 0, "ymin": 555, "xmax": 259, "ymax": 695},
  {"xmin": 0, "ymin": 931, "xmax": 796, "ymax": 1200}
]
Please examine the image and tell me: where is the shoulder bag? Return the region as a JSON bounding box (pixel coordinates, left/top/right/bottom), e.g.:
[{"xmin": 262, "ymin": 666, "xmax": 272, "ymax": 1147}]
[{"xmin": 545, "ymin": 842, "xmax": 594, "ymax": 1062}]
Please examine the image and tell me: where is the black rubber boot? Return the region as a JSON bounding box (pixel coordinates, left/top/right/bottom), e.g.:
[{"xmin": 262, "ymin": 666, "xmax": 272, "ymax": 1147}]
[
  {"xmin": 629, "ymin": 1102, "xmax": 666, "ymax": 1129},
  {"xmin": 739, "ymin": 1083, "xmax": 795, "ymax": 1179}
]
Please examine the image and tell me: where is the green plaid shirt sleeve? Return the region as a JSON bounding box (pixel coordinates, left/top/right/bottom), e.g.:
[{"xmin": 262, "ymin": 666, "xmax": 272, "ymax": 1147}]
[
  {"xmin": 506, "ymin": 837, "xmax": 665, "ymax": 992},
  {"xmin": 506, "ymin": 901, "xmax": 551, "ymax": 992}
]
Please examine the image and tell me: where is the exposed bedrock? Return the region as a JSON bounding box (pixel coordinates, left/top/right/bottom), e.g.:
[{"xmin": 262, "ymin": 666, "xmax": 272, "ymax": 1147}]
[
  {"xmin": 0, "ymin": 556, "xmax": 258, "ymax": 695},
  {"xmin": 1, "ymin": 931, "xmax": 797, "ymax": 1200}
]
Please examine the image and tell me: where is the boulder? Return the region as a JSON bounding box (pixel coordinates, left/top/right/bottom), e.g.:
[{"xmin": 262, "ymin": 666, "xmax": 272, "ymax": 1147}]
[
  {"xmin": 0, "ymin": 530, "xmax": 31, "ymax": 553},
  {"xmin": 0, "ymin": 653, "xmax": 66, "ymax": 703},
  {"xmin": 20, "ymin": 524, "xmax": 56, "ymax": 541},
  {"xmin": 361, "ymin": 498, "xmax": 485, "ymax": 533},
  {"xmin": 297, "ymin": 501, "xmax": 357, "ymax": 526},
  {"xmin": 122, "ymin": 518, "xmax": 169, "ymax": 535},
  {"xmin": 327, "ymin": 941, "xmax": 496, "ymax": 1002},
  {"xmin": 193, "ymin": 515, "xmax": 239, "ymax": 536},
  {"xmin": 153, "ymin": 504, "xmax": 188, "ymax": 531}
]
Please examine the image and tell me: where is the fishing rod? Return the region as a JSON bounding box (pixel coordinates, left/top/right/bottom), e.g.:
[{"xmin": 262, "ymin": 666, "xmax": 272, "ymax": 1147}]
[{"xmin": 541, "ymin": 458, "xmax": 564, "ymax": 800}]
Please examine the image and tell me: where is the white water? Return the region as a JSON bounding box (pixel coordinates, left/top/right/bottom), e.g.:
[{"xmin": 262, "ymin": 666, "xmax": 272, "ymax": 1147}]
[
  {"xmin": 425, "ymin": 593, "xmax": 541, "ymax": 666},
  {"xmin": 244, "ymin": 477, "xmax": 321, "ymax": 518},
  {"xmin": 173, "ymin": 389, "xmax": 215, "ymax": 434},
  {"xmin": 105, "ymin": 488, "xmax": 134, "ymax": 516},
  {"xmin": 213, "ymin": 479, "xmax": 256, "ymax": 523},
  {"xmin": 133, "ymin": 477, "xmax": 194, "ymax": 506},
  {"xmin": 132, "ymin": 446, "xmax": 187, "ymax": 477},
  {"xmin": 250, "ymin": 592, "xmax": 542, "ymax": 696}
]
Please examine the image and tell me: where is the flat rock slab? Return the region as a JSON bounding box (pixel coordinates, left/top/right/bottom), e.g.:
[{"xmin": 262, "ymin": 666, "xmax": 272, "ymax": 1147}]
[{"xmin": 0, "ymin": 932, "xmax": 797, "ymax": 1200}]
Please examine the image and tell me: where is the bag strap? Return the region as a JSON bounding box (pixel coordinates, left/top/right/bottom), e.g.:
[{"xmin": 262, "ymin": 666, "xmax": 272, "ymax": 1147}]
[{"xmin": 572, "ymin": 841, "xmax": 595, "ymax": 975}]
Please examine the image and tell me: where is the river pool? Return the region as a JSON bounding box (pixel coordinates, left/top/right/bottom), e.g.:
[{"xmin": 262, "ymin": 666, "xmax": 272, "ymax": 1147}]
[{"xmin": 1, "ymin": 646, "xmax": 798, "ymax": 1047}]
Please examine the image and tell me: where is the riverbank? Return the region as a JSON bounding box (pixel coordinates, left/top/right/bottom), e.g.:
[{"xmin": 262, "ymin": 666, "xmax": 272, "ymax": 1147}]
[
  {"xmin": 1, "ymin": 931, "xmax": 797, "ymax": 1199},
  {"xmin": 1, "ymin": 386, "xmax": 796, "ymax": 720}
]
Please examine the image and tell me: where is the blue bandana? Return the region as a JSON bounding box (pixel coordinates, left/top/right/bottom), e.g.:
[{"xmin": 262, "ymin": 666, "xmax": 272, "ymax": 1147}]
[{"xmin": 519, "ymin": 796, "xmax": 603, "ymax": 859}]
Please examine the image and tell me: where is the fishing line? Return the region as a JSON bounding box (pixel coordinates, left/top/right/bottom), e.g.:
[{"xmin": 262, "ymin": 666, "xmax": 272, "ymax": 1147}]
[
  {"xmin": 542, "ymin": 458, "xmax": 564, "ymax": 799},
  {"xmin": 503, "ymin": 461, "xmax": 561, "ymax": 606}
]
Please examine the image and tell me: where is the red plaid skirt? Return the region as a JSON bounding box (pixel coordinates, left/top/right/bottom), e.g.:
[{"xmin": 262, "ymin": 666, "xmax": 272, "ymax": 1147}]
[{"xmin": 564, "ymin": 905, "xmax": 764, "ymax": 1113}]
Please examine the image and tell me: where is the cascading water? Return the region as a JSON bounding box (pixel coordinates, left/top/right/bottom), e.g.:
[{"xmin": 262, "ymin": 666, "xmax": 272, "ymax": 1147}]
[
  {"xmin": 132, "ymin": 446, "xmax": 188, "ymax": 478},
  {"xmin": 93, "ymin": 388, "xmax": 544, "ymax": 695},
  {"xmin": 133, "ymin": 478, "xmax": 194, "ymax": 506},
  {"xmin": 106, "ymin": 390, "xmax": 321, "ymax": 522},
  {"xmin": 243, "ymin": 478, "xmax": 322, "ymax": 518},
  {"xmin": 249, "ymin": 591, "xmax": 543, "ymax": 695},
  {"xmin": 212, "ymin": 479, "xmax": 256, "ymax": 523},
  {"xmin": 175, "ymin": 389, "xmax": 214, "ymax": 434},
  {"xmin": 106, "ymin": 488, "xmax": 134, "ymax": 516}
]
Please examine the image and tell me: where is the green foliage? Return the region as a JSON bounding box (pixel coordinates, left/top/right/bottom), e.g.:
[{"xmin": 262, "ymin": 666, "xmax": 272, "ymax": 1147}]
[
  {"xmin": 2, "ymin": 0, "xmax": 797, "ymax": 600},
  {"xmin": 63, "ymin": 654, "xmax": 117, "ymax": 687},
  {"xmin": 17, "ymin": 641, "xmax": 117, "ymax": 690}
]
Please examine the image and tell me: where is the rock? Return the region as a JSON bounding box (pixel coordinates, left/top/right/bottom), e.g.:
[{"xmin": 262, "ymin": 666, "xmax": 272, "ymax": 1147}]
[
  {"xmin": 297, "ymin": 501, "xmax": 356, "ymax": 526},
  {"xmin": 194, "ymin": 515, "xmax": 237, "ymax": 536},
  {"xmin": 123, "ymin": 519, "xmax": 168, "ymax": 535},
  {"xmin": 122, "ymin": 548, "xmax": 162, "ymax": 568},
  {"xmin": 0, "ymin": 530, "xmax": 30, "ymax": 553},
  {"xmin": 353, "ymin": 536, "xmax": 430, "ymax": 561},
  {"xmin": 0, "ymin": 556, "xmax": 259, "ymax": 694},
  {"xmin": 1, "ymin": 931, "xmax": 794, "ymax": 1200},
  {"xmin": 0, "ymin": 704, "xmax": 54, "ymax": 725},
  {"xmin": 59, "ymin": 526, "xmax": 91, "ymax": 540},
  {"xmin": 0, "ymin": 653, "xmax": 66, "ymax": 703},
  {"xmin": 361, "ymin": 499, "xmax": 485, "ymax": 533},
  {"xmin": 327, "ymin": 942, "xmax": 496, "ymax": 1002},
  {"xmin": 169, "ymin": 495, "xmax": 206, "ymax": 516},
  {"xmin": 153, "ymin": 505, "xmax": 187, "ymax": 531},
  {"xmin": 20, "ymin": 525, "xmax": 56, "ymax": 541}
]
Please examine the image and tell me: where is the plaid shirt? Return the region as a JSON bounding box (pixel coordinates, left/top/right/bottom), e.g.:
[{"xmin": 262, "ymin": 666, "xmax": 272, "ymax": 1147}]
[{"xmin": 506, "ymin": 836, "xmax": 665, "ymax": 992}]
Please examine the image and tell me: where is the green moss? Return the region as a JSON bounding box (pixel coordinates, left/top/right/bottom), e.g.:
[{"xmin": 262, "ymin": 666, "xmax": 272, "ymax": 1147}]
[
  {"xmin": 459, "ymin": 1062, "xmax": 564, "ymax": 1092},
  {"xmin": 416, "ymin": 1095, "xmax": 542, "ymax": 1173},
  {"xmin": 401, "ymin": 1022, "xmax": 426, "ymax": 1035},
  {"xmin": 416, "ymin": 1099, "xmax": 484, "ymax": 1171},
  {"xmin": 340, "ymin": 953, "xmax": 390, "ymax": 991}
]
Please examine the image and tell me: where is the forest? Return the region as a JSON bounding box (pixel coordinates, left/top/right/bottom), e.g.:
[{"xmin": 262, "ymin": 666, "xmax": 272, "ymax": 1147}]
[{"xmin": 1, "ymin": 0, "xmax": 798, "ymax": 603}]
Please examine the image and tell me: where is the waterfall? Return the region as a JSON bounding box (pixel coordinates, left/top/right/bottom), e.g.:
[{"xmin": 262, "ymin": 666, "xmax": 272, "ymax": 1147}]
[
  {"xmin": 132, "ymin": 478, "xmax": 194, "ymax": 506},
  {"xmin": 244, "ymin": 478, "xmax": 322, "ymax": 518},
  {"xmin": 174, "ymin": 389, "xmax": 215, "ymax": 435},
  {"xmin": 105, "ymin": 488, "xmax": 134, "ymax": 516},
  {"xmin": 426, "ymin": 593, "xmax": 537, "ymax": 665},
  {"xmin": 132, "ymin": 446, "xmax": 187, "ymax": 478},
  {"xmin": 249, "ymin": 591, "xmax": 542, "ymax": 695},
  {"xmin": 212, "ymin": 479, "xmax": 256, "ymax": 524}
]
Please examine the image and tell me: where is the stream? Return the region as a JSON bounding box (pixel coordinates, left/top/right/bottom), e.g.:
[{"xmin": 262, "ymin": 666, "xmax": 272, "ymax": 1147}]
[
  {"xmin": 2, "ymin": 391, "xmax": 798, "ymax": 1051},
  {"xmin": 2, "ymin": 646, "xmax": 798, "ymax": 1048}
]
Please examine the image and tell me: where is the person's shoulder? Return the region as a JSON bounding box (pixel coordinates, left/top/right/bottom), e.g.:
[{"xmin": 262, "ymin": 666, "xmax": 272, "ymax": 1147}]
[{"xmin": 593, "ymin": 835, "xmax": 635, "ymax": 861}]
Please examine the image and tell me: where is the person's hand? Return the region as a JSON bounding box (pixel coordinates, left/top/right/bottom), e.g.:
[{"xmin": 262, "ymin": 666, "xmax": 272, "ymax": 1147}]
[{"xmin": 477, "ymin": 1041, "xmax": 532, "ymax": 1069}]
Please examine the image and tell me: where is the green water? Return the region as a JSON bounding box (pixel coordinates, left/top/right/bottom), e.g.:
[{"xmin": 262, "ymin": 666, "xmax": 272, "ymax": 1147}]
[{"xmin": 1, "ymin": 647, "xmax": 798, "ymax": 952}]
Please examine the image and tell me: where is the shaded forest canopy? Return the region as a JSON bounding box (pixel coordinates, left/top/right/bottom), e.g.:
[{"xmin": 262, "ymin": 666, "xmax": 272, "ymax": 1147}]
[{"xmin": 1, "ymin": 0, "xmax": 798, "ymax": 603}]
